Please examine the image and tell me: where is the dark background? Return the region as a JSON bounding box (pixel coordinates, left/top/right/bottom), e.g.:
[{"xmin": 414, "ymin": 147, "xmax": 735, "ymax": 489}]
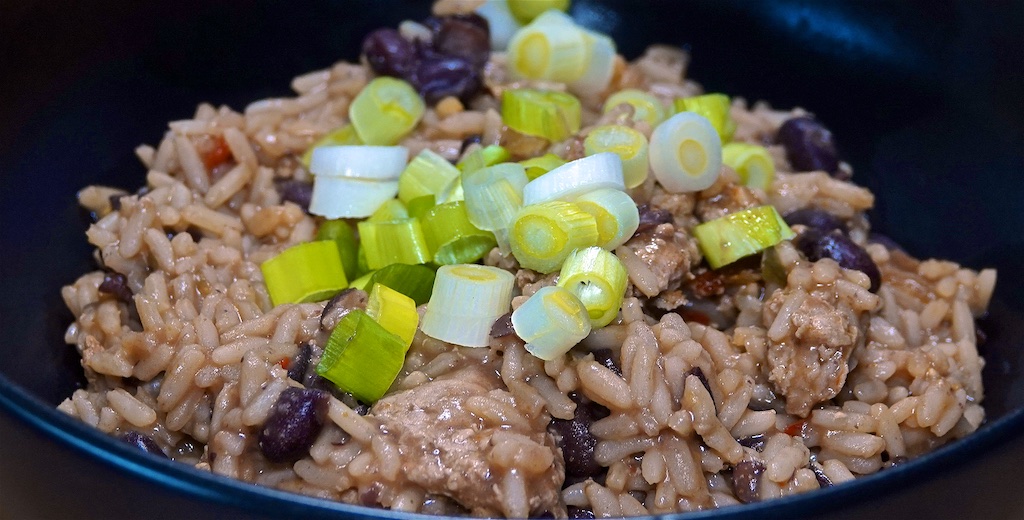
[{"xmin": 1, "ymin": 1, "xmax": 1022, "ymax": 518}]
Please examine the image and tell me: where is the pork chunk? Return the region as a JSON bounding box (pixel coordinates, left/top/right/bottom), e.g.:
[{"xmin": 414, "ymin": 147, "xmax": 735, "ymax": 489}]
[
  {"xmin": 620, "ymin": 222, "xmax": 697, "ymax": 296},
  {"xmin": 372, "ymin": 369, "xmax": 564, "ymax": 517}
]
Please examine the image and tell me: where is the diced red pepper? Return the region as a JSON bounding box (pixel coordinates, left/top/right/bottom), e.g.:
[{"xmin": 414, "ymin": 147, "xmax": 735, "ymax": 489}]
[
  {"xmin": 277, "ymin": 357, "xmax": 291, "ymax": 370},
  {"xmin": 784, "ymin": 419, "xmax": 806, "ymax": 437},
  {"xmin": 202, "ymin": 136, "xmax": 232, "ymax": 170}
]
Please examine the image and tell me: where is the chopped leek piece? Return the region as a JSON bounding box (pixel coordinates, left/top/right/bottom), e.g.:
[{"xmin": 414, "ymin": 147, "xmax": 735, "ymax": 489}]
[
  {"xmin": 301, "ymin": 125, "xmax": 362, "ymax": 167},
  {"xmin": 557, "ymin": 247, "xmax": 627, "ymax": 327},
  {"xmin": 260, "ymin": 240, "xmax": 348, "ymax": 306},
  {"xmin": 721, "ymin": 142, "xmax": 775, "ymax": 190},
  {"xmin": 568, "ymin": 31, "xmax": 616, "ymax": 96},
  {"xmin": 348, "ymin": 271, "xmax": 375, "ymax": 291},
  {"xmin": 584, "ymin": 125, "xmax": 650, "ymax": 189},
  {"xmin": 316, "ymin": 310, "xmax": 406, "ymax": 403},
  {"xmin": 457, "ymin": 144, "xmax": 512, "ymax": 174},
  {"xmin": 603, "ymin": 89, "xmax": 667, "ymax": 128},
  {"xmin": 511, "ymin": 286, "xmax": 591, "ymax": 361},
  {"xmin": 510, "ymin": 200, "xmax": 599, "ymax": 273},
  {"xmin": 502, "ymin": 88, "xmax": 582, "ymax": 142},
  {"xmin": 462, "ymin": 163, "xmax": 529, "ymax": 253},
  {"xmin": 406, "ymin": 194, "xmax": 437, "ymax": 219},
  {"xmin": 476, "ymin": 0, "xmax": 522, "ymax": 51},
  {"xmin": 574, "ymin": 188, "xmax": 640, "ymax": 250},
  {"xmin": 357, "ymin": 218, "xmax": 431, "ymax": 270},
  {"xmin": 693, "ymin": 205, "xmax": 795, "ymax": 269},
  {"xmin": 648, "ymin": 112, "xmax": 723, "ymax": 193},
  {"xmin": 520, "ymin": 153, "xmax": 566, "ymax": 180},
  {"xmin": 422, "ymin": 264, "xmax": 515, "ymax": 347},
  {"xmin": 316, "ymin": 219, "xmax": 359, "ymax": 281},
  {"xmin": 308, "ymin": 145, "xmax": 408, "ymax": 180},
  {"xmin": 367, "ymin": 198, "xmax": 409, "ymax": 222},
  {"xmin": 507, "ymin": 0, "xmax": 570, "ymax": 24},
  {"xmin": 673, "ymin": 93, "xmax": 736, "ymax": 143},
  {"xmin": 398, "ymin": 149, "xmax": 462, "ymax": 204},
  {"xmin": 365, "ymin": 263, "xmax": 437, "ymax": 306},
  {"xmin": 366, "ymin": 283, "xmax": 419, "ymax": 346},
  {"xmin": 421, "ymin": 201, "xmax": 497, "ymax": 265},
  {"xmin": 349, "ymin": 77, "xmax": 425, "ymax": 145},
  {"xmin": 309, "ymin": 176, "xmax": 399, "ymax": 219},
  {"xmin": 507, "ymin": 15, "xmax": 588, "ymax": 83},
  {"xmin": 522, "ymin": 152, "xmax": 625, "ymax": 206}
]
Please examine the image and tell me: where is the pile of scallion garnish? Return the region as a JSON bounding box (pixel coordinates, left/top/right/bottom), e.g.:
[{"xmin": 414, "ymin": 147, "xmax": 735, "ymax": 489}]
[{"xmin": 260, "ymin": 1, "xmax": 794, "ymax": 404}]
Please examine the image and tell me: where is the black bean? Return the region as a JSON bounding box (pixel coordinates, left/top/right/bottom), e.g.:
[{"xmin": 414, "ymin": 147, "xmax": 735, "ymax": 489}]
[
  {"xmin": 490, "ymin": 312, "xmax": 515, "ymax": 337},
  {"xmin": 783, "ymin": 208, "xmax": 848, "ymax": 235},
  {"xmin": 687, "ymin": 367, "xmax": 713, "ymax": 398},
  {"xmin": 732, "ymin": 459, "xmax": 766, "ymax": 504},
  {"xmin": 776, "ymin": 116, "xmax": 840, "ymax": 174},
  {"xmin": 259, "ymin": 388, "xmax": 329, "ymax": 463},
  {"xmin": 408, "ymin": 53, "xmax": 482, "ymax": 104},
  {"xmin": 274, "ymin": 179, "xmax": 313, "ymax": 211},
  {"xmin": 548, "ymin": 393, "xmax": 608, "ymax": 480},
  {"xmin": 635, "ymin": 204, "xmax": 673, "ymax": 233},
  {"xmin": 433, "ymin": 14, "xmax": 491, "ymax": 68},
  {"xmin": 460, "ymin": 134, "xmax": 483, "ymax": 155},
  {"xmin": 119, "ymin": 431, "xmax": 168, "ymax": 458},
  {"xmin": 795, "ymin": 229, "xmax": 882, "ymax": 292},
  {"xmin": 591, "ymin": 349, "xmax": 621, "ymax": 377},
  {"xmin": 362, "ymin": 28, "xmax": 418, "ymax": 78},
  {"xmin": 287, "ymin": 343, "xmax": 313, "ymax": 383},
  {"xmin": 567, "ymin": 507, "xmax": 595, "ymax": 519},
  {"xmin": 737, "ymin": 433, "xmax": 767, "ymax": 452},
  {"xmin": 99, "ymin": 272, "xmax": 133, "ymax": 302},
  {"xmin": 810, "ymin": 462, "xmax": 833, "ymax": 488}
]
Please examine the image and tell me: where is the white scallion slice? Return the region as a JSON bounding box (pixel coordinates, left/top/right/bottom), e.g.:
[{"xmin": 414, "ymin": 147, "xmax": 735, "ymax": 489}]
[
  {"xmin": 522, "ymin": 152, "xmax": 625, "ymax": 206},
  {"xmin": 511, "ymin": 286, "xmax": 592, "ymax": 360},
  {"xmin": 309, "ymin": 176, "xmax": 399, "ymax": 219},
  {"xmin": 507, "ymin": 13, "xmax": 588, "ymax": 82},
  {"xmin": 462, "ymin": 163, "xmax": 529, "ymax": 253},
  {"xmin": 398, "ymin": 148, "xmax": 462, "ymax": 204},
  {"xmin": 308, "ymin": 145, "xmax": 408, "ymax": 181},
  {"xmin": 475, "ymin": 0, "xmax": 522, "ymax": 51},
  {"xmin": 421, "ymin": 264, "xmax": 515, "ymax": 348},
  {"xmin": 568, "ymin": 31, "xmax": 617, "ymax": 96},
  {"xmin": 557, "ymin": 246, "xmax": 628, "ymax": 328},
  {"xmin": 583, "ymin": 125, "xmax": 650, "ymax": 189},
  {"xmin": 648, "ymin": 112, "xmax": 723, "ymax": 193},
  {"xmin": 574, "ymin": 188, "xmax": 640, "ymax": 250}
]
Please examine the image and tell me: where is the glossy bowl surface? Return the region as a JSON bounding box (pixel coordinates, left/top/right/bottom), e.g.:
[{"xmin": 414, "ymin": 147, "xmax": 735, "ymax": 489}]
[{"xmin": 2, "ymin": 1, "xmax": 1023, "ymax": 518}]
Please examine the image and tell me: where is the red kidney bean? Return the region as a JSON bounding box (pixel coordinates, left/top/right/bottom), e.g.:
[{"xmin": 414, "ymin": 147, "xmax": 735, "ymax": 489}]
[
  {"xmin": 776, "ymin": 116, "xmax": 840, "ymax": 174},
  {"xmin": 733, "ymin": 459, "xmax": 766, "ymax": 503},
  {"xmin": 258, "ymin": 388, "xmax": 329, "ymax": 463}
]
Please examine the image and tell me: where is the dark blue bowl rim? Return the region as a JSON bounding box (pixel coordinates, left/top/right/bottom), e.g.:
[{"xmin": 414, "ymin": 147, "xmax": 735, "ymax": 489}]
[{"xmin": 3, "ymin": 368, "xmax": 1023, "ymax": 520}]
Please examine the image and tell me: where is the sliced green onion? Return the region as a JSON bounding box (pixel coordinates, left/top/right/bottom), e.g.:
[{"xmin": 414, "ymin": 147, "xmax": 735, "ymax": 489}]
[
  {"xmin": 510, "ymin": 200, "xmax": 599, "ymax": 273},
  {"xmin": 421, "ymin": 201, "xmax": 497, "ymax": 265},
  {"xmin": 574, "ymin": 188, "xmax": 640, "ymax": 250},
  {"xmin": 693, "ymin": 205, "xmax": 795, "ymax": 269},
  {"xmin": 421, "ymin": 264, "xmax": 515, "ymax": 347},
  {"xmin": 584, "ymin": 125, "xmax": 650, "ymax": 189},
  {"xmin": 673, "ymin": 93, "xmax": 736, "ymax": 143},
  {"xmin": 502, "ymin": 88, "xmax": 582, "ymax": 142},
  {"xmin": 556, "ymin": 246, "xmax": 627, "ymax": 328},
  {"xmin": 648, "ymin": 112, "xmax": 722, "ymax": 193},
  {"xmin": 722, "ymin": 142, "xmax": 775, "ymax": 191},
  {"xmin": 365, "ymin": 263, "xmax": 437, "ymax": 306},
  {"xmin": 316, "ymin": 310, "xmax": 407, "ymax": 403},
  {"xmin": 348, "ymin": 271, "xmax": 375, "ymax": 291},
  {"xmin": 511, "ymin": 286, "xmax": 591, "ymax": 360},
  {"xmin": 603, "ymin": 89, "xmax": 667, "ymax": 128},
  {"xmin": 522, "ymin": 152, "xmax": 625, "ymax": 206},
  {"xmin": 507, "ymin": 14, "xmax": 588, "ymax": 83},
  {"xmin": 308, "ymin": 145, "xmax": 408, "ymax": 180},
  {"xmin": 309, "ymin": 176, "xmax": 399, "ymax": 219},
  {"xmin": 260, "ymin": 240, "xmax": 348, "ymax": 306},
  {"xmin": 301, "ymin": 125, "xmax": 362, "ymax": 167},
  {"xmin": 357, "ymin": 218, "xmax": 431, "ymax": 270},
  {"xmin": 462, "ymin": 163, "xmax": 529, "ymax": 253},
  {"xmin": 568, "ymin": 31, "xmax": 616, "ymax": 96},
  {"xmin": 520, "ymin": 153, "xmax": 566, "ymax": 180},
  {"xmin": 366, "ymin": 283, "xmax": 419, "ymax": 346},
  {"xmin": 398, "ymin": 148, "xmax": 462, "ymax": 204},
  {"xmin": 316, "ymin": 219, "xmax": 359, "ymax": 281},
  {"xmin": 349, "ymin": 77, "xmax": 425, "ymax": 146},
  {"xmin": 476, "ymin": 0, "xmax": 522, "ymax": 51},
  {"xmin": 406, "ymin": 194, "xmax": 437, "ymax": 219},
  {"xmin": 457, "ymin": 144, "xmax": 512, "ymax": 174},
  {"xmin": 507, "ymin": 0, "xmax": 570, "ymax": 24},
  {"xmin": 368, "ymin": 198, "xmax": 409, "ymax": 222}
]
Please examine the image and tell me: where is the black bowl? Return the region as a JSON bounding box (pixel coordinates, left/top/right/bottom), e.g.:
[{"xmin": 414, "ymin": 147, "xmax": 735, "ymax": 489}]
[{"xmin": 2, "ymin": 1, "xmax": 1023, "ymax": 518}]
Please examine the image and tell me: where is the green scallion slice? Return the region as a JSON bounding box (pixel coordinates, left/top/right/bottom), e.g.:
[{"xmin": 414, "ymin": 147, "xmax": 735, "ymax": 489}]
[
  {"xmin": 365, "ymin": 263, "xmax": 437, "ymax": 306},
  {"xmin": 349, "ymin": 77, "xmax": 425, "ymax": 146},
  {"xmin": 366, "ymin": 283, "xmax": 419, "ymax": 347},
  {"xmin": 316, "ymin": 310, "xmax": 407, "ymax": 403},
  {"xmin": 722, "ymin": 142, "xmax": 775, "ymax": 190},
  {"xmin": 421, "ymin": 201, "xmax": 497, "ymax": 265},
  {"xmin": 260, "ymin": 240, "xmax": 348, "ymax": 307},
  {"xmin": 502, "ymin": 88, "xmax": 582, "ymax": 142},
  {"xmin": 398, "ymin": 148, "xmax": 462, "ymax": 204},
  {"xmin": 357, "ymin": 218, "xmax": 431, "ymax": 270},
  {"xmin": 693, "ymin": 205, "xmax": 795, "ymax": 269},
  {"xmin": 557, "ymin": 247, "xmax": 628, "ymax": 328},
  {"xmin": 315, "ymin": 219, "xmax": 360, "ymax": 281},
  {"xmin": 510, "ymin": 200, "xmax": 599, "ymax": 273}
]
